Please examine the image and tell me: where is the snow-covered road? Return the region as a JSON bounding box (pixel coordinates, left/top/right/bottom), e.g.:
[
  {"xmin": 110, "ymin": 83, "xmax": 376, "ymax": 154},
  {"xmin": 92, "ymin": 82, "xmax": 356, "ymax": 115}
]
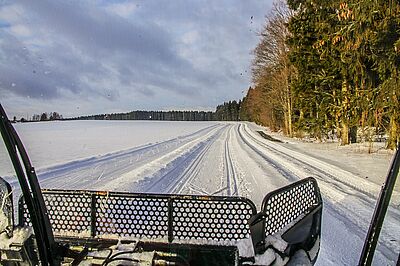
[{"xmin": 1, "ymin": 121, "xmax": 398, "ymax": 265}]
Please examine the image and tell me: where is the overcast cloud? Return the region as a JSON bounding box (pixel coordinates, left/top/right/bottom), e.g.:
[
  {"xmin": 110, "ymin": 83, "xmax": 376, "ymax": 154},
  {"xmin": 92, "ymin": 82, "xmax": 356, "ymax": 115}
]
[{"xmin": 0, "ymin": 0, "xmax": 272, "ymax": 118}]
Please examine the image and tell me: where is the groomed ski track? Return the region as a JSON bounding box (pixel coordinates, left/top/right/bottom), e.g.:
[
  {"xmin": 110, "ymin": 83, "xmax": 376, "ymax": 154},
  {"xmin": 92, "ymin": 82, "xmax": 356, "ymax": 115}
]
[{"xmin": 8, "ymin": 121, "xmax": 399, "ymax": 265}]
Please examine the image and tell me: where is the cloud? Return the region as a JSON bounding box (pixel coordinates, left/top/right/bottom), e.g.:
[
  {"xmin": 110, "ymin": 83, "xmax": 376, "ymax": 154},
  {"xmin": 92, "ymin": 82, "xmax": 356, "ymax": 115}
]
[
  {"xmin": 10, "ymin": 24, "xmax": 30, "ymax": 36},
  {"xmin": 106, "ymin": 2, "xmax": 138, "ymax": 18},
  {"xmin": 0, "ymin": 0, "xmax": 273, "ymax": 118}
]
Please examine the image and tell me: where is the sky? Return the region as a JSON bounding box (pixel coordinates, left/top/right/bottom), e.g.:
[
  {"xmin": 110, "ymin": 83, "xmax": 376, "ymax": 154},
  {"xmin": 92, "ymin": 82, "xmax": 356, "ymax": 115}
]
[{"xmin": 0, "ymin": 0, "xmax": 273, "ymax": 119}]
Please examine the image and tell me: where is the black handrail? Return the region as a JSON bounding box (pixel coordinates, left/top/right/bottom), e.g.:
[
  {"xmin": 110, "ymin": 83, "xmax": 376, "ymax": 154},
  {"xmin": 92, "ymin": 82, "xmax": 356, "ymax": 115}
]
[{"xmin": 0, "ymin": 104, "xmax": 57, "ymax": 265}]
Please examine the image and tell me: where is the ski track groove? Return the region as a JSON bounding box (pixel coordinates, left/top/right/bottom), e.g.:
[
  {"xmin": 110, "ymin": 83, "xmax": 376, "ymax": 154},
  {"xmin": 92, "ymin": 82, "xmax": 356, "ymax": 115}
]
[
  {"xmin": 230, "ymin": 125, "xmax": 268, "ymax": 201},
  {"xmin": 166, "ymin": 125, "xmax": 225, "ymax": 194},
  {"xmin": 173, "ymin": 125, "xmax": 228, "ymax": 193},
  {"xmin": 99, "ymin": 124, "xmax": 225, "ymax": 192},
  {"xmin": 237, "ymin": 124, "xmax": 298, "ymax": 183},
  {"xmin": 224, "ymin": 125, "xmax": 238, "ymax": 196},
  {"xmin": 143, "ymin": 125, "xmax": 227, "ymax": 194}
]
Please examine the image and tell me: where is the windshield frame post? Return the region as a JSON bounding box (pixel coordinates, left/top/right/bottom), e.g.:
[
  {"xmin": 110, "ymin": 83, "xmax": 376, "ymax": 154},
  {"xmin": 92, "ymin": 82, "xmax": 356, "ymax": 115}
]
[
  {"xmin": 0, "ymin": 104, "xmax": 58, "ymax": 265},
  {"xmin": 358, "ymin": 144, "xmax": 400, "ymax": 265}
]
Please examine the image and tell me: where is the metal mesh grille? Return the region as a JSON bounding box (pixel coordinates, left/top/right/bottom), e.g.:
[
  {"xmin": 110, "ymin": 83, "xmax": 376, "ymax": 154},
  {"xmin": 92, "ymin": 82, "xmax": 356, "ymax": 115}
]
[
  {"xmin": 95, "ymin": 195, "xmax": 169, "ymax": 238},
  {"xmin": 262, "ymin": 177, "xmax": 321, "ymax": 236},
  {"xmin": 172, "ymin": 198, "xmax": 253, "ymax": 240},
  {"xmin": 19, "ymin": 190, "xmax": 256, "ymax": 242},
  {"xmin": 20, "ymin": 192, "xmax": 92, "ymax": 236}
]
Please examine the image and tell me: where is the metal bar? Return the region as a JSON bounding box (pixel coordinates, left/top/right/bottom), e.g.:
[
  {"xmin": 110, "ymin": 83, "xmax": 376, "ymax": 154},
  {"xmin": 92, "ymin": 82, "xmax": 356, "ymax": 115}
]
[
  {"xmin": 168, "ymin": 198, "xmax": 174, "ymax": 243},
  {"xmin": 40, "ymin": 188, "xmax": 257, "ymax": 207},
  {"xmin": 18, "ymin": 196, "xmax": 25, "ymax": 226},
  {"xmin": 90, "ymin": 194, "xmax": 97, "ymax": 238},
  {"xmin": 358, "ymin": 144, "xmax": 400, "ymax": 266},
  {"xmin": 21, "ymin": 188, "xmax": 258, "ymax": 214}
]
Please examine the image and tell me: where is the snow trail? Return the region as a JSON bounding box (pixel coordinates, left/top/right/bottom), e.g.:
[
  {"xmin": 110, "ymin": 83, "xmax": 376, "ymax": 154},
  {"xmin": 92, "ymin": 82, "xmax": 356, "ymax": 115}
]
[{"xmin": 2, "ymin": 120, "xmax": 398, "ymax": 265}]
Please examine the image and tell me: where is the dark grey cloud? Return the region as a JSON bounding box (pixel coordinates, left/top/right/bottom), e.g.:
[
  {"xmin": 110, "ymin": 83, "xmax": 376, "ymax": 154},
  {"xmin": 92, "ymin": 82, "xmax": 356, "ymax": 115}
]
[
  {"xmin": 0, "ymin": 30, "xmax": 110, "ymax": 100},
  {"xmin": 23, "ymin": 0, "xmax": 183, "ymax": 64},
  {"xmin": 0, "ymin": 0, "xmax": 273, "ymax": 117},
  {"xmin": 0, "ymin": 32, "xmax": 66, "ymax": 98}
]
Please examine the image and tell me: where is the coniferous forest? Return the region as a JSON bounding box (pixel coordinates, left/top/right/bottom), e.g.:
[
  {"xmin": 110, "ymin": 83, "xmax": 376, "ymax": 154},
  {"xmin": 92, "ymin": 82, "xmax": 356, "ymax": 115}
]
[
  {"xmin": 72, "ymin": 101, "xmax": 241, "ymax": 122},
  {"xmin": 240, "ymin": 0, "xmax": 400, "ymax": 149}
]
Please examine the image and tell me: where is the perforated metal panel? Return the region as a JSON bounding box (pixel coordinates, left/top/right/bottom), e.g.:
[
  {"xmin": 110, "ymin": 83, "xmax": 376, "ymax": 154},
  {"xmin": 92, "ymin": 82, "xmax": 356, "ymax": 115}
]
[
  {"xmin": 95, "ymin": 195, "xmax": 169, "ymax": 238},
  {"xmin": 262, "ymin": 177, "xmax": 321, "ymax": 236},
  {"xmin": 19, "ymin": 190, "xmax": 256, "ymax": 242},
  {"xmin": 20, "ymin": 191, "xmax": 93, "ymax": 236},
  {"xmin": 172, "ymin": 198, "xmax": 254, "ymax": 240}
]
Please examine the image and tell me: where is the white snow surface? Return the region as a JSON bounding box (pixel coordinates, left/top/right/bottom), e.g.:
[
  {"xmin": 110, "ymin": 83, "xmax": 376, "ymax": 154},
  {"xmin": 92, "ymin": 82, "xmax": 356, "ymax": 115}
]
[{"xmin": 0, "ymin": 120, "xmax": 399, "ymax": 265}]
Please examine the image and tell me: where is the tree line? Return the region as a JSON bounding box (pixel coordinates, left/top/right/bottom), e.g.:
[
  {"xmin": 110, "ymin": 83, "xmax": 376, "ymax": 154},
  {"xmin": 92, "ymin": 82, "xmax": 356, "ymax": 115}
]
[
  {"xmin": 33, "ymin": 112, "xmax": 63, "ymax": 121},
  {"xmin": 240, "ymin": 0, "xmax": 400, "ymax": 149},
  {"xmin": 16, "ymin": 100, "xmax": 242, "ymax": 123},
  {"xmin": 74, "ymin": 110, "xmax": 214, "ymax": 121},
  {"xmin": 72, "ymin": 102, "xmax": 241, "ymax": 122},
  {"xmin": 12, "ymin": 112, "xmax": 63, "ymax": 122}
]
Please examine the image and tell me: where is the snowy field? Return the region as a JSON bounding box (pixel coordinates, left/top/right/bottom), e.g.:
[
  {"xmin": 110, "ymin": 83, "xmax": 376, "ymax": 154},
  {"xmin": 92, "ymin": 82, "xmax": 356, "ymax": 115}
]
[{"xmin": 0, "ymin": 120, "xmax": 399, "ymax": 265}]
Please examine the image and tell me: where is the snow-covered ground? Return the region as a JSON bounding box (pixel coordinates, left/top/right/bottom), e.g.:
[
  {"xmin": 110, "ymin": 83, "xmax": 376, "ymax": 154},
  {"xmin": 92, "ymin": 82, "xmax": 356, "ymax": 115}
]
[{"xmin": 0, "ymin": 120, "xmax": 398, "ymax": 265}]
